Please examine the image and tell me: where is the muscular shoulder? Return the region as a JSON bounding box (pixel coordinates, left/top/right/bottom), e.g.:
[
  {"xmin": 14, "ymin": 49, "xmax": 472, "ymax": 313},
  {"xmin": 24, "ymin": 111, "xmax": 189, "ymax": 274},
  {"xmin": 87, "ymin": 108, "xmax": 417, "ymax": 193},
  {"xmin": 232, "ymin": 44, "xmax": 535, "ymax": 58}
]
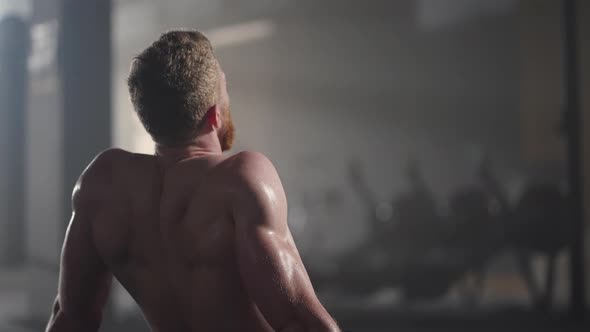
[
  {"xmin": 73, "ymin": 148, "xmax": 133, "ymax": 202},
  {"xmin": 228, "ymin": 151, "xmax": 287, "ymax": 226},
  {"xmin": 230, "ymin": 151, "xmax": 277, "ymax": 178},
  {"xmin": 227, "ymin": 151, "xmax": 284, "ymax": 200}
]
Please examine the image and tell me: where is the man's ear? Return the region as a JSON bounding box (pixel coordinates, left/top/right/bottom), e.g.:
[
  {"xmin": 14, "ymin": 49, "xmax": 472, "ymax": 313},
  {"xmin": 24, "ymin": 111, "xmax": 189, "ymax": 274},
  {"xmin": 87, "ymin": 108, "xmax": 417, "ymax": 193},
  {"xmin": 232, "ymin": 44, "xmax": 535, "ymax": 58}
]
[{"xmin": 204, "ymin": 105, "xmax": 222, "ymax": 129}]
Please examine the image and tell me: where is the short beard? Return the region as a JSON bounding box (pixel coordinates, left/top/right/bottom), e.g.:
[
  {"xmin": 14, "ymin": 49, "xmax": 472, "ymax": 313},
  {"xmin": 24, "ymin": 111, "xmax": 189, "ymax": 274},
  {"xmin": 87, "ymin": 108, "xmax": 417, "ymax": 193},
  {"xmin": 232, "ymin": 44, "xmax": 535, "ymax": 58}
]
[{"xmin": 219, "ymin": 107, "xmax": 235, "ymax": 151}]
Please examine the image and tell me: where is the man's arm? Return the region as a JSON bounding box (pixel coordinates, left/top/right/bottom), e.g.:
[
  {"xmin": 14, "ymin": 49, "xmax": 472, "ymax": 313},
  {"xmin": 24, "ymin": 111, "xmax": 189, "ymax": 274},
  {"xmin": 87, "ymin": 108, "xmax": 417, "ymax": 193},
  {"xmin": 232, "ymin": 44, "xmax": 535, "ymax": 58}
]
[
  {"xmin": 45, "ymin": 155, "xmax": 113, "ymax": 332},
  {"xmin": 233, "ymin": 152, "xmax": 339, "ymax": 332}
]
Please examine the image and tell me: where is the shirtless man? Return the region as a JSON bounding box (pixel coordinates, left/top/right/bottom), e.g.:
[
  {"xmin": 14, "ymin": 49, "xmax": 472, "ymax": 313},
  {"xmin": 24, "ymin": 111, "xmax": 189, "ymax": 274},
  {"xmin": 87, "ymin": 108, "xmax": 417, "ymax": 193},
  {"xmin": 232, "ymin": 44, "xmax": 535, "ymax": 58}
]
[{"xmin": 45, "ymin": 30, "xmax": 339, "ymax": 332}]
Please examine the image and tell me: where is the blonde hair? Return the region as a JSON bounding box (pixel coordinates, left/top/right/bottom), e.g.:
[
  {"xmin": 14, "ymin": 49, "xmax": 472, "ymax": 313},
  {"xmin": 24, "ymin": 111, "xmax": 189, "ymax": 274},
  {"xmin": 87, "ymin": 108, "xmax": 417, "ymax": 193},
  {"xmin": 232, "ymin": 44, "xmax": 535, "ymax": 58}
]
[{"xmin": 128, "ymin": 30, "xmax": 219, "ymax": 146}]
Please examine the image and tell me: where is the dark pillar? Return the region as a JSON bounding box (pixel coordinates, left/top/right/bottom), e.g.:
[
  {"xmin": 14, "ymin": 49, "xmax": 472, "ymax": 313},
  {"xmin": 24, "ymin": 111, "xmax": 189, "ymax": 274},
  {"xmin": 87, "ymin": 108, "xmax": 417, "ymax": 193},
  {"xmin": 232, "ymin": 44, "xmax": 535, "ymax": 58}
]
[
  {"xmin": 0, "ymin": 16, "xmax": 30, "ymax": 265},
  {"xmin": 563, "ymin": 0, "xmax": 587, "ymax": 321},
  {"xmin": 58, "ymin": 0, "xmax": 112, "ymax": 229},
  {"xmin": 56, "ymin": 0, "xmax": 114, "ymax": 322}
]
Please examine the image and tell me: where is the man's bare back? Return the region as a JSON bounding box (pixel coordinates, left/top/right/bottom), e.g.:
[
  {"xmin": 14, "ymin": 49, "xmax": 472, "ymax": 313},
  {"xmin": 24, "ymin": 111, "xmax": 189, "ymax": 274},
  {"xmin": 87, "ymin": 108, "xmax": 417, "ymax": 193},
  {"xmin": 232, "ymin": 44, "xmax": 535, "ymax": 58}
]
[
  {"xmin": 95, "ymin": 148, "xmax": 270, "ymax": 331},
  {"xmin": 46, "ymin": 148, "xmax": 338, "ymax": 331}
]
